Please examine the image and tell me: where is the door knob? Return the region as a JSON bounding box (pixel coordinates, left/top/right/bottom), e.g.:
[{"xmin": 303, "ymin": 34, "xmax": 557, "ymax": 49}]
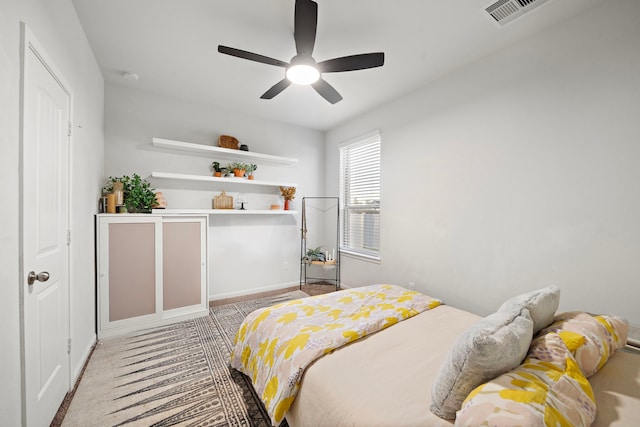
[{"xmin": 27, "ymin": 271, "xmax": 50, "ymax": 285}]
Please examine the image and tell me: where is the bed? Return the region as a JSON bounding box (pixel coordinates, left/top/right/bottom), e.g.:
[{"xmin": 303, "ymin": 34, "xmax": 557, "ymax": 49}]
[{"xmin": 231, "ymin": 285, "xmax": 640, "ymax": 427}]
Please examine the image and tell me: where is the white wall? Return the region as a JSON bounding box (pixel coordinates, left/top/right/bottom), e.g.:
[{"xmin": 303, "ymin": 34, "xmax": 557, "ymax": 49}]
[
  {"xmin": 326, "ymin": 0, "xmax": 640, "ymax": 326},
  {"xmin": 103, "ymin": 82, "xmax": 324, "ymax": 299},
  {"xmin": 0, "ymin": 0, "xmax": 104, "ymax": 424}
]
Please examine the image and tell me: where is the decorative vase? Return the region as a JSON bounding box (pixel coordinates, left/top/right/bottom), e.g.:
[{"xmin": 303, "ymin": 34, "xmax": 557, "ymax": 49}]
[
  {"xmin": 284, "ymin": 199, "xmax": 290, "ymax": 210},
  {"xmin": 112, "ymin": 181, "xmax": 124, "ymax": 205},
  {"xmin": 106, "ymin": 193, "xmax": 116, "ymax": 213}
]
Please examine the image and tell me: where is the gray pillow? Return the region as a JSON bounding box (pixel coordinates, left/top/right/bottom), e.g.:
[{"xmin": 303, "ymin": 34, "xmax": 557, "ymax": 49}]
[
  {"xmin": 430, "ymin": 307, "xmax": 533, "ymax": 420},
  {"xmin": 498, "ymin": 285, "xmax": 560, "ymax": 333}
]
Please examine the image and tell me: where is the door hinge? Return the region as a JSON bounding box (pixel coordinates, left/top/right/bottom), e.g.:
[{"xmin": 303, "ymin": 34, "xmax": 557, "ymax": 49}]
[
  {"xmin": 67, "ymin": 230, "xmax": 71, "ymax": 246},
  {"xmin": 67, "ymin": 338, "xmax": 72, "ymax": 354},
  {"xmin": 68, "ymin": 121, "xmax": 72, "ymax": 137}
]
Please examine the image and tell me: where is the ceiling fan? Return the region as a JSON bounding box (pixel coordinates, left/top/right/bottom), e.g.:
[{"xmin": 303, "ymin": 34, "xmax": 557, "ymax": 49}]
[{"xmin": 217, "ymin": 0, "xmax": 384, "ymax": 104}]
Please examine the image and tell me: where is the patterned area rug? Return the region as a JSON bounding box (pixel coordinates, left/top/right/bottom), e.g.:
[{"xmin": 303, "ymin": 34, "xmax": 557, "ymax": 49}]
[{"xmin": 62, "ymin": 291, "xmax": 308, "ymax": 427}]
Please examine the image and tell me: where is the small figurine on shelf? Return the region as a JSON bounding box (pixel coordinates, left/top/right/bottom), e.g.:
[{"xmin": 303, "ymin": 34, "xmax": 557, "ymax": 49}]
[
  {"xmin": 279, "ymin": 186, "xmax": 296, "ymax": 210},
  {"xmin": 154, "ymin": 192, "xmax": 167, "ymax": 209}
]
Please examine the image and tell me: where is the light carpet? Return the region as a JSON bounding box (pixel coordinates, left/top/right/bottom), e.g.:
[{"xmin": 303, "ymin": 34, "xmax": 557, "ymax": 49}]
[{"xmin": 62, "ymin": 291, "xmax": 308, "ymax": 427}]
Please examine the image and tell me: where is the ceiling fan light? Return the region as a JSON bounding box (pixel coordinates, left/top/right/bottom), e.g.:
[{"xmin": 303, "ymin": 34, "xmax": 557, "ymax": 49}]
[{"xmin": 286, "ymin": 64, "xmax": 320, "ymax": 85}]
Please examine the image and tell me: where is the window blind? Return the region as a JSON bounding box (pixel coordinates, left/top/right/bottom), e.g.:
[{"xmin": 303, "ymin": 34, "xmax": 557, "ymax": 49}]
[{"xmin": 339, "ymin": 130, "xmax": 381, "ymax": 258}]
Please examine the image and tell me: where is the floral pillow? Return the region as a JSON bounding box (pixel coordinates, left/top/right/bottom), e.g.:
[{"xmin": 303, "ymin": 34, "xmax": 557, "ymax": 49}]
[
  {"xmin": 454, "ymin": 312, "xmax": 629, "ymax": 427},
  {"xmin": 455, "ymin": 332, "xmax": 595, "ymax": 427},
  {"xmin": 532, "ymin": 311, "xmax": 628, "ymax": 377}
]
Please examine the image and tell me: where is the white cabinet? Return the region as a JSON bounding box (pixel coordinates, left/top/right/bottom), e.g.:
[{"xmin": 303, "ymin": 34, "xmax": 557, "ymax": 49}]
[{"xmin": 97, "ymin": 214, "xmax": 208, "ymax": 338}]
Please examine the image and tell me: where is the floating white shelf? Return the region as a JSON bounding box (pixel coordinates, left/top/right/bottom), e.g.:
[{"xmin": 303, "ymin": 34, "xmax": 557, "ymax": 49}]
[
  {"xmin": 151, "ymin": 171, "xmax": 297, "ymax": 188},
  {"xmin": 152, "ymin": 138, "xmax": 298, "ymax": 165},
  {"xmin": 152, "ymin": 209, "xmax": 297, "ymax": 215}
]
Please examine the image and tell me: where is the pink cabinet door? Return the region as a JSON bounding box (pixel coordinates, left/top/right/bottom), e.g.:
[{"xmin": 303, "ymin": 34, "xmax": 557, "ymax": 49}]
[
  {"xmin": 108, "ymin": 222, "xmax": 156, "ymax": 321},
  {"xmin": 163, "ymin": 221, "xmax": 203, "ymax": 310}
]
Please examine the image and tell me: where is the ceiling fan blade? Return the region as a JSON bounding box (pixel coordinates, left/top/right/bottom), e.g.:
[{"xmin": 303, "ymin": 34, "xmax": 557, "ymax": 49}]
[
  {"xmin": 317, "ymin": 52, "xmax": 385, "ymax": 73},
  {"xmin": 260, "ymin": 79, "xmax": 292, "ymax": 99},
  {"xmin": 312, "ymin": 78, "xmax": 343, "ymax": 104},
  {"xmin": 218, "ymin": 45, "xmax": 288, "ymax": 67},
  {"xmin": 294, "ymin": 0, "xmax": 318, "ymax": 56}
]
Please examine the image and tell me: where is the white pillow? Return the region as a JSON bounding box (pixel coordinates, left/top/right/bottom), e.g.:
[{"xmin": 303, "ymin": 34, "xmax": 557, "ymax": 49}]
[
  {"xmin": 498, "ymin": 285, "xmax": 560, "ymax": 333},
  {"xmin": 430, "ymin": 306, "xmax": 533, "ymax": 420}
]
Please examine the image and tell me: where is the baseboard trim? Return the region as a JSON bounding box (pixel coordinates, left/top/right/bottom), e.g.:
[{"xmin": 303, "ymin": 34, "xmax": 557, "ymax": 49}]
[
  {"xmin": 71, "ymin": 334, "xmax": 96, "ymax": 387},
  {"xmin": 208, "ymin": 281, "xmax": 299, "ymax": 302}
]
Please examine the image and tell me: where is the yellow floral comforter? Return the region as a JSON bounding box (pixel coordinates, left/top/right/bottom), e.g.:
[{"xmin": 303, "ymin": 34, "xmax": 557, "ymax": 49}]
[{"xmin": 230, "ymin": 284, "xmax": 443, "ymax": 426}]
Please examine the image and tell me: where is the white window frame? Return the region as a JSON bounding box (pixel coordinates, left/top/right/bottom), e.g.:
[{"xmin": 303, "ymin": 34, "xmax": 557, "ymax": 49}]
[{"xmin": 339, "ymin": 130, "xmax": 381, "ymax": 262}]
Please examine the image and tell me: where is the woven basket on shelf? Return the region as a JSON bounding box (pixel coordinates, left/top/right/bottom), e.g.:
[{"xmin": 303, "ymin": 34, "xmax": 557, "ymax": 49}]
[
  {"xmin": 218, "ymin": 135, "xmax": 239, "ymax": 149},
  {"xmin": 213, "ymin": 191, "xmax": 233, "ymax": 209}
]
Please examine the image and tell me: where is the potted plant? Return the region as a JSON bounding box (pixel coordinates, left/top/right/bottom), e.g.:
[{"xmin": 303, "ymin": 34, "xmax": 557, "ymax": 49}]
[
  {"xmin": 211, "ymin": 161, "xmax": 227, "ymax": 177},
  {"xmin": 303, "ymin": 246, "xmax": 326, "ymax": 263},
  {"xmin": 107, "ymin": 174, "xmax": 156, "ymax": 213},
  {"xmin": 227, "ymin": 162, "xmax": 248, "ymax": 178},
  {"xmin": 246, "ymin": 163, "xmax": 257, "ymax": 180}
]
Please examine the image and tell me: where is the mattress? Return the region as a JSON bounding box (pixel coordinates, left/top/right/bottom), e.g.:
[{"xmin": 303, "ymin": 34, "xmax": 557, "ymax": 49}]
[
  {"xmin": 285, "ymin": 305, "xmax": 640, "ymax": 427},
  {"xmin": 286, "ymin": 305, "xmax": 480, "ymax": 427},
  {"xmin": 591, "ymin": 348, "xmax": 640, "ymax": 427}
]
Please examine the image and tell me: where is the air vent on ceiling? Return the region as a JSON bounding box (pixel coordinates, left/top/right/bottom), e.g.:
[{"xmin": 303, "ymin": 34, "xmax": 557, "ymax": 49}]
[{"xmin": 485, "ymin": 0, "xmax": 550, "ymax": 26}]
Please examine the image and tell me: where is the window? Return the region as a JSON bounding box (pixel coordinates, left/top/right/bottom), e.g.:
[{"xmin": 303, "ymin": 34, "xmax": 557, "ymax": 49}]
[{"xmin": 339, "ymin": 130, "xmax": 381, "ymax": 259}]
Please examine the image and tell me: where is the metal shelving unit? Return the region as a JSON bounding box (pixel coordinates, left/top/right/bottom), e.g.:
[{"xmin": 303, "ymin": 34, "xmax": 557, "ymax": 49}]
[{"xmin": 300, "ymin": 197, "xmax": 340, "ymax": 291}]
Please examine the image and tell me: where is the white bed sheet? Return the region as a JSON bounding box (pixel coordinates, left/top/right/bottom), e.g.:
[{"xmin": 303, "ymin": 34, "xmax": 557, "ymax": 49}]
[
  {"xmin": 591, "ymin": 348, "xmax": 640, "ymax": 427},
  {"xmin": 285, "ymin": 305, "xmax": 640, "ymax": 427},
  {"xmin": 286, "ymin": 305, "xmax": 480, "ymax": 427}
]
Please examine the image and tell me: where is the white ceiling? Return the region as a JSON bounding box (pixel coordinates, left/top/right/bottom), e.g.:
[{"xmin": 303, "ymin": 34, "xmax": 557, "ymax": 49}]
[{"xmin": 72, "ymin": 0, "xmax": 602, "ymax": 131}]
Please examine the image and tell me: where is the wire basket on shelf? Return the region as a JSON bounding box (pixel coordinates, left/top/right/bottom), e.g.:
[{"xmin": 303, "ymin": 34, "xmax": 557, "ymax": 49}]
[{"xmin": 218, "ymin": 135, "xmax": 239, "ymax": 149}]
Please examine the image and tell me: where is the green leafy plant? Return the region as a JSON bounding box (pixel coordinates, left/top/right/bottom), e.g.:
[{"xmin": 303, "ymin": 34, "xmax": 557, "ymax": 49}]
[
  {"xmin": 107, "ymin": 174, "xmax": 156, "ymax": 213},
  {"xmin": 211, "ymin": 161, "xmax": 228, "ymax": 176},
  {"xmin": 246, "ymin": 163, "xmax": 257, "ymax": 179},
  {"xmin": 303, "ymin": 246, "xmax": 325, "ymax": 263},
  {"xmin": 227, "ymin": 161, "xmax": 249, "ymax": 172},
  {"xmin": 102, "ymin": 177, "xmax": 120, "ymax": 195},
  {"xmin": 227, "ymin": 162, "xmax": 250, "ymax": 177}
]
